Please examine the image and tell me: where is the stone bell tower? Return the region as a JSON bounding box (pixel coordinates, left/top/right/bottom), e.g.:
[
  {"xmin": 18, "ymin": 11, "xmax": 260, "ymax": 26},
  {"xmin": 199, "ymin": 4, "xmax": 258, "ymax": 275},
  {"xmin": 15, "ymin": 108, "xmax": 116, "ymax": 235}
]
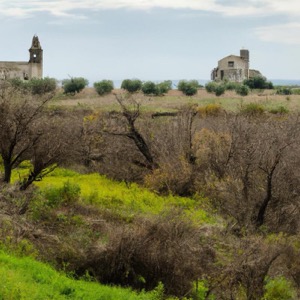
[{"xmin": 29, "ymin": 35, "xmax": 43, "ymax": 78}]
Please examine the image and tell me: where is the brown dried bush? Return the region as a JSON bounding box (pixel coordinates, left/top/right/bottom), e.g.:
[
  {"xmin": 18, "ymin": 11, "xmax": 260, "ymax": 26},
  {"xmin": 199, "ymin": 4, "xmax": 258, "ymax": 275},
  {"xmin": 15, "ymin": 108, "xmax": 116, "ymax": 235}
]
[{"xmin": 77, "ymin": 212, "xmax": 216, "ymax": 297}]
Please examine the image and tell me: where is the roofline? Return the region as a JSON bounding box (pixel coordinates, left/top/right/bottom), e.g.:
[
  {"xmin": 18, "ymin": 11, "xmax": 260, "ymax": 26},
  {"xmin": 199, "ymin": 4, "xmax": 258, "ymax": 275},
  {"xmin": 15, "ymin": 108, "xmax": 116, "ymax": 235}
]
[{"xmin": 0, "ymin": 61, "xmax": 28, "ymax": 65}]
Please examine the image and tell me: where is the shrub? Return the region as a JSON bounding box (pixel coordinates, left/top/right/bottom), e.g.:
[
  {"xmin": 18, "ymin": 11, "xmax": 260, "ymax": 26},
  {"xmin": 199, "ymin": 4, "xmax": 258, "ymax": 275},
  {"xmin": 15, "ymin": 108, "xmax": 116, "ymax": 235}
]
[
  {"xmin": 236, "ymin": 84, "xmax": 250, "ymax": 96},
  {"xmin": 244, "ymin": 76, "xmax": 273, "ymax": 90},
  {"xmin": 9, "ymin": 78, "xmax": 30, "ymax": 92},
  {"xmin": 225, "ymin": 81, "xmax": 240, "ymax": 91},
  {"xmin": 266, "ymin": 81, "xmax": 274, "ymax": 89},
  {"xmin": 263, "ymin": 276, "xmax": 296, "ymax": 300},
  {"xmin": 215, "ymin": 84, "xmax": 226, "ymax": 96},
  {"xmin": 144, "ymin": 159, "xmax": 193, "ymax": 195},
  {"xmin": 178, "ymin": 80, "xmax": 199, "ymax": 96},
  {"xmin": 8, "ymin": 77, "xmax": 57, "ymax": 95},
  {"xmin": 291, "ymin": 88, "xmax": 300, "ymax": 95},
  {"xmin": 79, "ymin": 213, "xmax": 215, "ymax": 297},
  {"xmin": 62, "ymin": 77, "xmax": 88, "ymax": 95},
  {"xmin": 142, "ymin": 81, "xmax": 158, "ymax": 95},
  {"xmin": 268, "ymin": 106, "xmax": 289, "ymax": 114},
  {"xmin": 43, "ymin": 181, "xmax": 81, "ymax": 208},
  {"xmin": 205, "ymin": 82, "xmax": 218, "ymax": 93},
  {"xmin": 121, "ymin": 79, "xmax": 142, "ymax": 93},
  {"xmin": 29, "ymin": 77, "xmax": 57, "ymax": 95},
  {"xmin": 94, "ymin": 80, "xmax": 114, "ymax": 96},
  {"xmin": 276, "ymin": 87, "xmax": 292, "ymax": 95},
  {"xmin": 197, "ymin": 104, "xmax": 222, "ymax": 117},
  {"xmin": 241, "ymin": 103, "xmax": 265, "ymax": 116}
]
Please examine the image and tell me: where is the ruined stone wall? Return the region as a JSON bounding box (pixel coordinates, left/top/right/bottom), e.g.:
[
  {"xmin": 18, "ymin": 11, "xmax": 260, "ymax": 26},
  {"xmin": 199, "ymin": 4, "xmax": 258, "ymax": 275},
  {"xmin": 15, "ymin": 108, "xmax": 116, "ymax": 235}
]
[
  {"xmin": 0, "ymin": 61, "xmax": 42, "ymax": 80},
  {"xmin": 0, "ymin": 62, "xmax": 31, "ymax": 80}
]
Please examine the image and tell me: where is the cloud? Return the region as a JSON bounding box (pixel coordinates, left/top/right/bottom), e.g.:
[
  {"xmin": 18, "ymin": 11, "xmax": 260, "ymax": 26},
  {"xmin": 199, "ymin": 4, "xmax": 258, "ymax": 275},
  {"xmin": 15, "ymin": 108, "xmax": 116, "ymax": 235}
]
[
  {"xmin": 255, "ymin": 22, "xmax": 300, "ymax": 45},
  {"xmin": 1, "ymin": 0, "xmax": 300, "ymax": 19}
]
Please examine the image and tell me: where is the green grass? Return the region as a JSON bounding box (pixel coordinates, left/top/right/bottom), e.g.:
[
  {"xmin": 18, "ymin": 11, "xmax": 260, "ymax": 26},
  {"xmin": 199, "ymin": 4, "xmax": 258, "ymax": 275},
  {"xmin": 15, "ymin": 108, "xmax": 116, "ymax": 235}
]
[
  {"xmin": 34, "ymin": 168, "xmax": 215, "ymax": 225},
  {"xmin": 0, "ymin": 250, "xmax": 161, "ymax": 300}
]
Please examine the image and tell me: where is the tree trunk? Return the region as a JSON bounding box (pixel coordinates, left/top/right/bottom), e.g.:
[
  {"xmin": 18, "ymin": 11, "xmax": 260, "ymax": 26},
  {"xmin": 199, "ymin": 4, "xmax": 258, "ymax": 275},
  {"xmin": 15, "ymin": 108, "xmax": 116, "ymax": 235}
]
[
  {"xmin": 19, "ymin": 177, "xmax": 34, "ymax": 191},
  {"xmin": 256, "ymin": 174, "xmax": 273, "ymax": 227},
  {"xmin": 128, "ymin": 127, "xmax": 156, "ymax": 169},
  {"xmin": 3, "ymin": 159, "xmax": 12, "ymax": 183}
]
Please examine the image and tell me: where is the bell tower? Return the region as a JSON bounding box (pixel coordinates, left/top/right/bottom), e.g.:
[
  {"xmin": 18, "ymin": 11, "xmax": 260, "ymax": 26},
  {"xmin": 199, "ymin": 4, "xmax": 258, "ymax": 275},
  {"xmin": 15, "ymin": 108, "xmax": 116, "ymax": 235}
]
[{"xmin": 29, "ymin": 35, "xmax": 43, "ymax": 78}]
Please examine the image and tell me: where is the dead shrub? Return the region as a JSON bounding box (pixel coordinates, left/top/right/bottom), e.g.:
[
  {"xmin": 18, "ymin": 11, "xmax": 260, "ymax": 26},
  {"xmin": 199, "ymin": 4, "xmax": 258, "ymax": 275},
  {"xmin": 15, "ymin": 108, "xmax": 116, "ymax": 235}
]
[
  {"xmin": 210, "ymin": 235, "xmax": 291, "ymax": 300},
  {"xmin": 197, "ymin": 103, "xmax": 223, "ymax": 117},
  {"xmin": 77, "ymin": 212, "xmax": 216, "ymax": 297},
  {"xmin": 144, "ymin": 157, "xmax": 193, "ymax": 195}
]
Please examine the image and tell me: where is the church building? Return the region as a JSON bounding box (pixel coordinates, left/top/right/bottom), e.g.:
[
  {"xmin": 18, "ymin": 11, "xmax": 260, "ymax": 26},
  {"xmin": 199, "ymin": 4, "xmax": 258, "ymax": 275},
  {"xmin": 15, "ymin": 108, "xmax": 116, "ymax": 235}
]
[{"xmin": 0, "ymin": 35, "xmax": 43, "ymax": 80}]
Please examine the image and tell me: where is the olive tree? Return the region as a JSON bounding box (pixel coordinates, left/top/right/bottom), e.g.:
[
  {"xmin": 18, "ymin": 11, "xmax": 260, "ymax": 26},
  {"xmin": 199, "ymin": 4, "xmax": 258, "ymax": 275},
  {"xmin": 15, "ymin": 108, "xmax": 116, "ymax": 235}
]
[
  {"xmin": 178, "ymin": 80, "xmax": 199, "ymax": 96},
  {"xmin": 94, "ymin": 80, "xmax": 114, "ymax": 96},
  {"xmin": 121, "ymin": 79, "xmax": 142, "ymax": 93},
  {"xmin": 62, "ymin": 77, "xmax": 88, "ymax": 95}
]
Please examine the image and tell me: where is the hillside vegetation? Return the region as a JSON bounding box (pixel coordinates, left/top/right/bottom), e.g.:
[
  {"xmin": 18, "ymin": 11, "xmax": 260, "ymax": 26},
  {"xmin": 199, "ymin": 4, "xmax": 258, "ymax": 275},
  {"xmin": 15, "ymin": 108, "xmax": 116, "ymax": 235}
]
[{"xmin": 1, "ymin": 78, "xmax": 300, "ymax": 299}]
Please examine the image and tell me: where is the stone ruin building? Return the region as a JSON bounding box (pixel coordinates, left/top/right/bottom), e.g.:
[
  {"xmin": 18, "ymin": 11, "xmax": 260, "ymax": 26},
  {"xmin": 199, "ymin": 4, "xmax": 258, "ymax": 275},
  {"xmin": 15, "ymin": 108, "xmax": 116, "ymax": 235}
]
[
  {"xmin": 0, "ymin": 35, "xmax": 43, "ymax": 80},
  {"xmin": 211, "ymin": 49, "xmax": 262, "ymax": 82}
]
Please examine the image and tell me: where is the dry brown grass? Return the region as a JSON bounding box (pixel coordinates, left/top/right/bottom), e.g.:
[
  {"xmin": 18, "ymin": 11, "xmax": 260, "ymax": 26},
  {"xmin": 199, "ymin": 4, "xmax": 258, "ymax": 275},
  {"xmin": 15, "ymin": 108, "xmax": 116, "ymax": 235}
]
[{"xmin": 50, "ymin": 88, "xmax": 300, "ymax": 113}]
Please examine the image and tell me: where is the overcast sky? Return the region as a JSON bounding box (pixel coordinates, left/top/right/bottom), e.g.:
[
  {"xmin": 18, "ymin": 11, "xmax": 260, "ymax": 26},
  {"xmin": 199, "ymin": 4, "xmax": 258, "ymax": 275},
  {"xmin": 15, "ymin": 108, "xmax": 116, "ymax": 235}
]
[{"xmin": 0, "ymin": 0, "xmax": 299, "ymax": 83}]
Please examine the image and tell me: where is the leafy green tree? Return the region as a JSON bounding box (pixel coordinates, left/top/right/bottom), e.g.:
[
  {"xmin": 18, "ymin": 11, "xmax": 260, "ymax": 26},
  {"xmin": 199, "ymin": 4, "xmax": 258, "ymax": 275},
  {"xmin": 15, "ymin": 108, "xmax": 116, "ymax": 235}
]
[
  {"xmin": 157, "ymin": 80, "xmax": 172, "ymax": 94},
  {"xmin": 266, "ymin": 81, "xmax": 274, "ymax": 89},
  {"xmin": 94, "ymin": 80, "xmax": 114, "ymax": 96},
  {"xmin": 121, "ymin": 79, "xmax": 142, "ymax": 93},
  {"xmin": 177, "ymin": 80, "xmax": 188, "ymax": 92},
  {"xmin": 244, "ymin": 76, "xmax": 273, "ymax": 90},
  {"xmin": 62, "ymin": 77, "xmax": 88, "ymax": 95},
  {"xmin": 142, "ymin": 80, "xmax": 172, "ymax": 96},
  {"xmin": 178, "ymin": 80, "xmax": 199, "ymax": 96},
  {"xmin": 142, "ymin": 81, "xmax": 158, "ymax": 95}
]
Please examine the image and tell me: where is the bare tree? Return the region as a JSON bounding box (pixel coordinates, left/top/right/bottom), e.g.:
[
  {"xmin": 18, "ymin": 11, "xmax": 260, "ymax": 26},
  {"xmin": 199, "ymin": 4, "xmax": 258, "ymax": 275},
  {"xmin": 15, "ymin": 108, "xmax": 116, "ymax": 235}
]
[
  {"xmin": 195, "ymin": 113, "xmax": 300, "ymax": 232},
  {"xmin": 210, "ymin": 235, "xmax": 286, "ymax": 300},
  {"xmin": 19, "ymin": 113, "xmax": 82, "ymax": 191},
  {"xmin": 102, "ymin": 93, "xmax": 157, "ymax": 170},
  {"xmin": 0, "ymin": 80, "xmax": 54, "ymax": 183}
]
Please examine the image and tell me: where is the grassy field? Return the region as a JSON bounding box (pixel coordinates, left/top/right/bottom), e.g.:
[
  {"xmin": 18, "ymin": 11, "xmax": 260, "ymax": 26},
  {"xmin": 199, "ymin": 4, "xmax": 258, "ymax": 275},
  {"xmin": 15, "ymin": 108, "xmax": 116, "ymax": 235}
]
[
  {"xmin": 50, "ymin": 88, "xmax": 300, "ymax": 113},
  {"xmin": 0, "ymin": 250, "xmax": 166, "ymax": 300},
  {"xmin": 32, "ymin": 168, "xmax": 215, "ymax": 225}
]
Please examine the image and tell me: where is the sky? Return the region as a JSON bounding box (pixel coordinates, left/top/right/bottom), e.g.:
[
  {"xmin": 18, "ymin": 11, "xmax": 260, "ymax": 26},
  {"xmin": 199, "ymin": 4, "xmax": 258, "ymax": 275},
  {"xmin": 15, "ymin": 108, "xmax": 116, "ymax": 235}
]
[{"xmin": 0, "ymin": 0, "xmax": 300, "ymax": 83}]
